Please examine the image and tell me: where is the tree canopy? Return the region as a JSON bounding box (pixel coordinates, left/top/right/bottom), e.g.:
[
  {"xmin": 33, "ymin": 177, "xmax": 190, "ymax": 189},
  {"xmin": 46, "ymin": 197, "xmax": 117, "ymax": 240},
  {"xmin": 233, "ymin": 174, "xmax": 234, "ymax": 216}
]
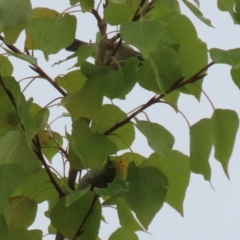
[{"xmin": 0, "ymin": 0, "xmax": 239, "ymax": 240}]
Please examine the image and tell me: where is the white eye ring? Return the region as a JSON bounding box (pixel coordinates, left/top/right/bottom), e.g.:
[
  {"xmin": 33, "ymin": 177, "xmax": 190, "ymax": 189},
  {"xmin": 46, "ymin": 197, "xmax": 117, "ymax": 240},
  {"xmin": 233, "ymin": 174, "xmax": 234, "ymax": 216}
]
[
  {"xmin": 137, "ymin": 54, "xmax": 144, "ymax": 61},
  {"xmin": 107, "ymin": 162, "xmax": 114, "ymax": 168}
]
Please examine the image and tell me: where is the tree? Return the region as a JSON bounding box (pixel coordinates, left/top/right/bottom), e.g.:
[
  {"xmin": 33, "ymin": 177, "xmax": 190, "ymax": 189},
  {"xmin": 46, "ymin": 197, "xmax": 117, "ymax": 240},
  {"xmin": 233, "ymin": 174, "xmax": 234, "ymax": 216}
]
[{"xmin": 0, "ymin": 0, "xmax": 239, "ymax": 239}]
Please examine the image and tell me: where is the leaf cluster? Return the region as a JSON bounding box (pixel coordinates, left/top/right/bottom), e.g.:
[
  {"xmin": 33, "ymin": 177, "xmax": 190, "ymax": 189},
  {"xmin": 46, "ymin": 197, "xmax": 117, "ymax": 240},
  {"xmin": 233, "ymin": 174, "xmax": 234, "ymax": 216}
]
[{"xmin": 0, "ymin": 0, "xmax": 239, "ymax": 240}]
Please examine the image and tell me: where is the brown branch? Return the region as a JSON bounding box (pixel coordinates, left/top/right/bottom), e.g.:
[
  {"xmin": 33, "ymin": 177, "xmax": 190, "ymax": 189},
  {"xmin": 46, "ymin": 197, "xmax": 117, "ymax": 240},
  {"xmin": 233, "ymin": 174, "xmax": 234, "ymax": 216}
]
[
  {"xmin": 132, "ymin": 0, "xmax": 146, "ymax": 21},
  {"xmin": 91, "ymin": 9, "xmax": 102, "ymax": 23},
  {"xmin": 33, "ymin": 136, "xmax": 65, "ymax": 198},
  {"xmin": 103, "ymin": 62, "xmax": 215, "ymax": 135},
  {"xmin": 0, "ymin": 74, "xmax": 65, "ymax": 198},
  {"xmin": 134, "ymin": 0, "xmax": 156, "ymax": 21},
  {"xmin": 29, "ymin": 66, "xmax": 66, "ymax": 96},
  {"xmin": 0, "ymin": 35, "xmax": 67, "ymax": 97},
  {"xmin": 0, "ymin": 35, "xmax": 22, "ymax": 53},
  {"xmin": 74, "ymin": 194, "xmax": 99, "ymax": 238}
]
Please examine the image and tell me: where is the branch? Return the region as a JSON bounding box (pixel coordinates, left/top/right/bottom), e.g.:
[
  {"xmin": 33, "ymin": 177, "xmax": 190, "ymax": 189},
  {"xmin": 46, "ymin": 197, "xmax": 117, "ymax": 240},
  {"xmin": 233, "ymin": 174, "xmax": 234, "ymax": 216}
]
[
  {"xmin": 0, "ymin": 75, "xmax": 65, "ymax": 198},
  {"xmin": 0, "ymin": 35, "xmax": 67, "ymax": 97},
  {"xmin": 103, "ymin": 62, "xmax": 215, "ymax": 135},
  {"xmin": 73, "ymin": 194, "xmax": 99, "ymax": 238},
  {"xmin": 134, "ymin": 0, "xmax": 156, "ymax": 21},
  {"xmin": 32, "ymin": 136, "xmax": 65, "ymax": 198},
  {"xmin": 29, "ymin": 66, "xmax": 66, "ymax": 96}
]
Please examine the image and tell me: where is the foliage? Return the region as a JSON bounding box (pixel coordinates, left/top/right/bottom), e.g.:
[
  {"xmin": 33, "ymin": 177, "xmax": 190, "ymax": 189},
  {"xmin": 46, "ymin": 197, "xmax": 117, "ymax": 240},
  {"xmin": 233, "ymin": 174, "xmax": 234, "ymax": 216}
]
[{"xmin": 0, "ymin": 0, "xmax": 239, "ymax": 239}]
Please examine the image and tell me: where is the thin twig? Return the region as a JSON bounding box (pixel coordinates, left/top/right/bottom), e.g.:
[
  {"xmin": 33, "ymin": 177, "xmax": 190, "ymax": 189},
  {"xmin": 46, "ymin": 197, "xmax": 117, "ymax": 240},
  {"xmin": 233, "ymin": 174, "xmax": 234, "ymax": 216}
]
[
  {"xmin": 74, "ymin": 194, "xmax": 99, "ymax": 238},
  {"xmin": 103, "ymin": 62, "xmax": 214, "ymax": 135}
]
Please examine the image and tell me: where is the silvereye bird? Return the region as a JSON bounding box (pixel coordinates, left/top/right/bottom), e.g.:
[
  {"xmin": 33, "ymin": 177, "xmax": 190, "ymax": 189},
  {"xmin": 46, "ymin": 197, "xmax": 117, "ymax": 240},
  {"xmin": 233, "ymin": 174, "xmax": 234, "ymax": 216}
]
[
  {"xmin": 66, "ymin": 38, "xmax": 144, "ymax": 68},
  {"xmin": 78, "ymin": 159, "xmax": 116, "ymax": 190}
]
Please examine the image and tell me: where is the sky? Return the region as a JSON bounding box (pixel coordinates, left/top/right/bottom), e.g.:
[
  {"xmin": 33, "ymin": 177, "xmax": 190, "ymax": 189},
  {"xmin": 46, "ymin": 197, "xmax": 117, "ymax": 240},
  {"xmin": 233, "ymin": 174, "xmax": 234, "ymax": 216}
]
[{"xmin": 8, "ymin": 1, "xmax": 240, "ymax": 239}]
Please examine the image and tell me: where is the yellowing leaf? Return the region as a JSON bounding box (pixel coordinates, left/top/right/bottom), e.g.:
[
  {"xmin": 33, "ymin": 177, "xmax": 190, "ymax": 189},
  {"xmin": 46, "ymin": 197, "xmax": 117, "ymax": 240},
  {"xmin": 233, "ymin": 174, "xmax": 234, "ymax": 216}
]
[{"xmin": 26, "ymin": 14, "xmax": 76, "ymax": 54}]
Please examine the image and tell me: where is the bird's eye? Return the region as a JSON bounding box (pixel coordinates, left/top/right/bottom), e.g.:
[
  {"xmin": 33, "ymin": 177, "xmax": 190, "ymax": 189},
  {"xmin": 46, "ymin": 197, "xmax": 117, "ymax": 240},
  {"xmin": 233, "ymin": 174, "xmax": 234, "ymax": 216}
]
[
  {"xmin": 137, "ymin": 54, "xmax": 144, "ymax": 61},
  {"xmin": 107, "ymin": 162, "xmax": 114, "ymax": 169}
]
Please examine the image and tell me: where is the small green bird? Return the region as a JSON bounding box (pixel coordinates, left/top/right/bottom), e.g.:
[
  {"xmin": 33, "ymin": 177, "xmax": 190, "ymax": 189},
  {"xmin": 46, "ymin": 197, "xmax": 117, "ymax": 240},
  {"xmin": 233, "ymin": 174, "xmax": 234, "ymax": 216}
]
[
  {"xmin": 78, "ymin": 159, "xmax": 116, "ymax": 191},
  {"xmin": 66, "ymin": 38, "xmax": 144, "ymax": 68}
]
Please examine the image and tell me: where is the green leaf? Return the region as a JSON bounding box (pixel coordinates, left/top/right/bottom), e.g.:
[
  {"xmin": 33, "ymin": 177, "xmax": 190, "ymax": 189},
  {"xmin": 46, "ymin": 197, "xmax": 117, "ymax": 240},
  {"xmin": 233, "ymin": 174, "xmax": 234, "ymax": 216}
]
[
  {"xmin": 109, "ymin": 228, "xmax": 138, "ymax": 240},
  {"xmin": 0, "ymin": 0, "xmax": 32, "ymax": 33},
  {"xmin": 161, "ymin": 13, "xmax": 198, "ymax": 44},
  {"xmin": 210, "ymin": 48, "xmax": 240, "ymax": 68},
  {"xmin": 79, "ymin": 0, "xmax": 94, "ymax": 12},
  {"xmin": 145, "ymin": 151, "xmax": 190, "ymax": 216},
  {"xmin": 217, "ymin": 0, "xmax": 240, "ymax": 24},
  {"xmin": 0, "ymin": 215, "xmax": 9, "ymax": 240},
  {"xmin": 190, "ymin": 118, "xmax": 213, "ymax": 180},
  {"xmin": 4, "ymin": 23, "xmax": 26, "ymax": 44},
  {"xmin": 17, "ymin": 97, "xmax": 36, "ymax": 147},
  {"xmin": 122, "ymin": 162, "xmax": 168, "ymax": 229},
  {"xmin": 2, "ymin": 76, "xmax": 36, "ymax": 146},
  {"xmin": 24, "ymin": 7, "xmax": 59, "ymax": 50},
  {"xmin": 92, "ymin": 104, "xmax": 135, "ymax": 150},
  {"xmin": 81, "ymin": 61, "xmax": 112, "ymax": 78},
  {"xmin": 182, "ymin": 0, "xmax": 213, "ymax": 26},
  {"xmin": 95, "ymin": 181, "xmax": 129, "ymax": 196},
  {"xmin": 117, "ymin": 197, "xmax": 144, "ymax": 232},
  {"xmin": 3, "ymin": 196, "xmax": 37, "ymax": 229},
  {"xmin": 231, "ymin": 67, "xmax": 240, "ymax": 89},
  {"xmin": 73, "ymin": 43, "xmax": 97, "ymax": 66},
  {"xmin": 8, "ymin": 229, "xmax": 42, "ymax": 240},
  {"xmin": 0, "ymin": 131, "xmax": 41, "ymax": 174},
  {"xmin": 68, "ymin": 118, "xmax": 117, "ymax": 169},
  {"xmin": 116, "ymin": 152, "xmax": 147, "ymax": 180},
  {"xmin": 23, "ymin": 230, "xmax": 42, "ymax": 240},
  {"xmin": 26, "ymin": 14, "xmax": 76, "ymax": 54},
  {"xmin": 135, "ymin": 119, "xmax": 174, "ymax": 157},
  {"xmin": 150, "ymin": 0, "xmax": 180, "ymax": 19},
  {"xmin": 0, "ymin": 55, "xmax": 13, "ymax": 76},
  {"xmin": 56, "ymin": 69, "xmax": 87, "ymax": 93},
  {"xmin": 104, "ymin": 1, "xmax": 132, "ymax": 25},
  {"xmin": 179, "ymin": 39, "xmax": 208, "ymax": 78},
  {"xmin": 120, "ymin": 21, "xmax": 165, "ymax": 56},
  {"xmin": 178, "ymin": 40, "xmax": 208, "ymax": 99},
  {"xmin": 62, "ymin": 78, "xmax": 103, "ymax": 120},
  {"xmin": 3, "ymin": 48, "xmax": 38, "ymax": 66},
  {"xmin": 50, "ymin": 191, "xmax": 101, "ymax": 239},
  {"xmin": 138, "ymin": 44, "xmax": 183, "ymax": 93},
  {"xmin": 65, "ymin": 185, "xmax": 91, "ymax": 207},
  {"xmin": 99, "ymin": 58, "xmax": 138, "ymax": 99},
  {"xmin": 19, "ymin": 169, "xmax": 57, "ymax": 203},
  {"xmin": 0, "ymin": 82, "xmax": 20, "ymax": 137},
  {"xmin": 0, "ymin": 163, "xmax": 24, "ymax": 209},
  {"xmin": 39, "ymin": 130, "xmax": 63, "ymax": 162},
  {"xmin": 29, "ymin": 103, "xmax": 50, "ymax": 131},
  {"xmin": 211, "ymin": 109, "xmax": 239, "ymax": 178}
]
